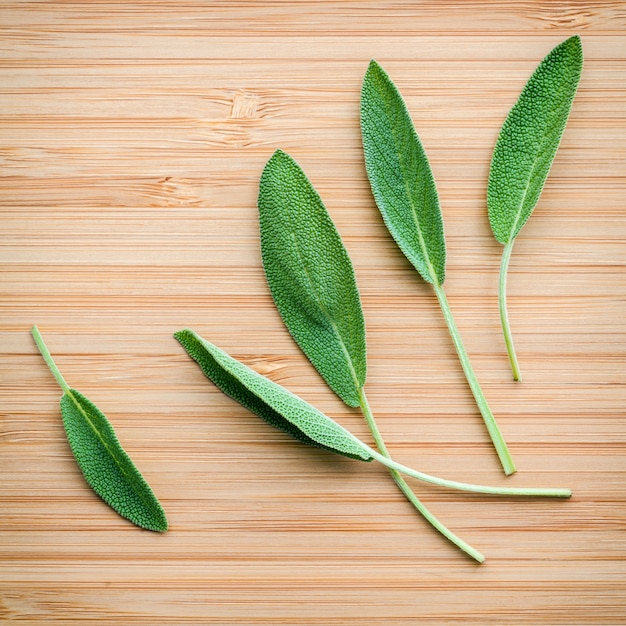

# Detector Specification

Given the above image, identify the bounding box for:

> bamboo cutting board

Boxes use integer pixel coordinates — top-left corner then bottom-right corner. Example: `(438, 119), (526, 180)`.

(1, 2), (625, 624)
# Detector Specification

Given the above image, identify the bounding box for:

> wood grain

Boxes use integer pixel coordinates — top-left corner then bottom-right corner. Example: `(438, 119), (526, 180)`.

(1, 1), (625, 624)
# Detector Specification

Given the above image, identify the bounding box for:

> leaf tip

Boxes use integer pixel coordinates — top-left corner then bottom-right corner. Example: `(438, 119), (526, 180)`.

(141, 504), (169, 532)
(559, 34), (583, 65)
(173, 328), (190, 341)
(152, 513), (169, 533)
(364, 58), (387, 84)
(141, 511), (169, 533)
(565, 33), (582, 48)
(270, 147), (286, 159)
(174, 329), (199, 353)
(267, 148), (292, 166)
(261, 149), (298, 185)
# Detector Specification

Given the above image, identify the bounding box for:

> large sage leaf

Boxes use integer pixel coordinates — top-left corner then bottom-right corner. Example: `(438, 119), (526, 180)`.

(31, 326), (168, 532)
(258, 149), (366, 407)
(360, 60), (446, 286)
(488, 35), (583, 244)
(174, 329), (372, 461)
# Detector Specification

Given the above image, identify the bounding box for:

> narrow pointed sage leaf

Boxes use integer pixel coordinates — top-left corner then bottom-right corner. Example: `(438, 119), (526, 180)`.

(488, 36), (583, 244)
(361, 61), (445, 285)
(361, 60), (516, 475)
(258, 149), (366, 408)
(31, 326), (168, 532)
(488, 36), (583, 381)
(176, 328), (571, 562)
(257, 150), (485, 559)
(174, 328), (372, 461)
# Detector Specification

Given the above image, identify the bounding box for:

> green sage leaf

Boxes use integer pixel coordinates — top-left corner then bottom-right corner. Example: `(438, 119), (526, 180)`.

(174, 329), (373, 461)
(60, 389), (168, 531)
(31, 326), (168, 532)
(258, 150), (367, 407)
(488, 36), (583, 381)
(487, 35), (583, 244)
(360, 59), (446, 286)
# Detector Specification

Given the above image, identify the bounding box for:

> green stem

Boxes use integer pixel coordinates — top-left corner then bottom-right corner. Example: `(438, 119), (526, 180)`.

(432, 283), (517, 476)
(366, 447), (570, 498)
(499, 239), (522, 382)
(358, 388), (485, 563)
(31, 325), (71, 393)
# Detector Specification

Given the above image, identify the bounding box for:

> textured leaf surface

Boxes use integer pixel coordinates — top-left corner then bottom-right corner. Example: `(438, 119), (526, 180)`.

(361, 60), (446, 285)
(175, 329), (373, 461)
(60, 389), (168, 532)
(488, 36), (583, 244)
(258, 150), (366, 407)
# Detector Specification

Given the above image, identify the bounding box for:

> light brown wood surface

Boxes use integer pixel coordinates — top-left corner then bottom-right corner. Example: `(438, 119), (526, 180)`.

(2, 2), (625, 624)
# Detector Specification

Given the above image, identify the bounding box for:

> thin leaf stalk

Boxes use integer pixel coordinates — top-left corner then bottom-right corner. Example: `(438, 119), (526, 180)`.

(367, 448), (570, 498)
(499, 239), (522, 381)
(431, 284), (517, 476)
(31, 325), (71, 393)
(358, 388), (485, 563)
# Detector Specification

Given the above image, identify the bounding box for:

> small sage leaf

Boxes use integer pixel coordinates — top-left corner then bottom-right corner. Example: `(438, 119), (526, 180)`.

(361, 59), (446, 286)
(174, 329), (373, 461)
(60, 390), (168, 531)
(487, 36), (583, 380)
(488, 35), (583, 245)
(31, 326), (168, 532)
(258, 150), (366, 407)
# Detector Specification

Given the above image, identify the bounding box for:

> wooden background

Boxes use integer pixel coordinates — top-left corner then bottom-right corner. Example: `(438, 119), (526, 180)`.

(2, 2), (625, 624)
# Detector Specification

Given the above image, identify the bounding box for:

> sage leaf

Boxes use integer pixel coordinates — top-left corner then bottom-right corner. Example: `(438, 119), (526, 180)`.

(258, 149), (366, 407)
(174, 329), (372, 461)
(31, 326), (168, 532)
(360, 60), (516, 475)
(487, 36), (583, 380)
(361, 60), (445, 285)
(176, 328), (571, 563)
(488, 36), (583, 244)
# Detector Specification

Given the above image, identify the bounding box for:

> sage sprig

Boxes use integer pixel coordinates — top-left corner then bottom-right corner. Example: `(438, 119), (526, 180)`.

(176, 329), (571, 562)
(360, 60), (517, 476)
(31, 326), (168, 532)
(257, 149), (479, 557)
(488, 36), (583, 381)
